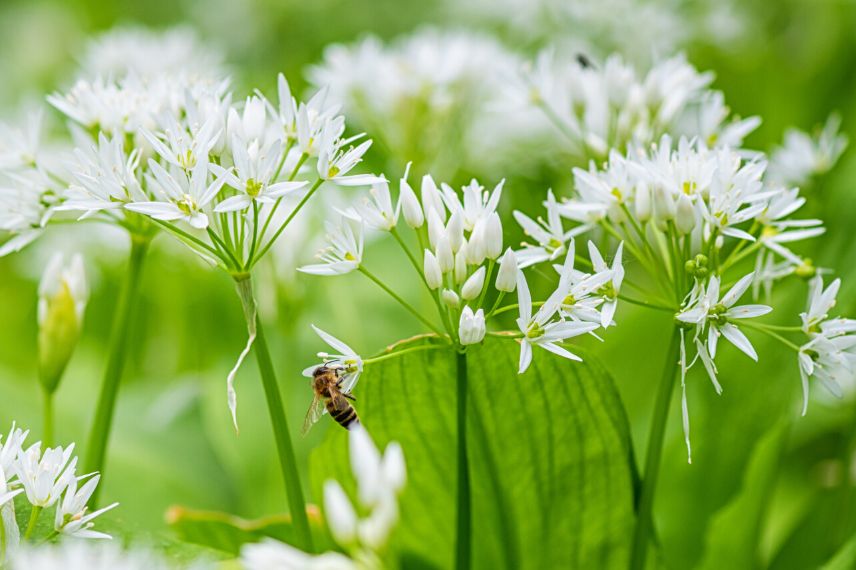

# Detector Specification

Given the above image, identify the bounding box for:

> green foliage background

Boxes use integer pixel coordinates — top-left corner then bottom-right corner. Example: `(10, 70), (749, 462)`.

(0, 0), (855, 567)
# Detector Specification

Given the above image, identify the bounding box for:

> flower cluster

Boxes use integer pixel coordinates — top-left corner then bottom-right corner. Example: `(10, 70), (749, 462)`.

(241, 427), (406, 570)
(524, 53), (759, 162)
(0, 422), (117, 559)
(10, 541), (195, 570)
(514, 129), (855, 458)
(300, 163), (624, 375)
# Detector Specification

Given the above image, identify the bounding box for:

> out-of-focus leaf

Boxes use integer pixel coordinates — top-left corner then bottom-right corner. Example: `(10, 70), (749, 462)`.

(165, 505), (330, 556)
(820, 535), (856, 570)
(698, 422), (788, 569)
(310, 338), (636, 569)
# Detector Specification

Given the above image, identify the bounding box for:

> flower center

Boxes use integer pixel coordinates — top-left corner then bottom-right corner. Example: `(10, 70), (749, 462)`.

(526, 321), (545, 339)
(176, 194), (197, 215)
(246, 178), (263, 197)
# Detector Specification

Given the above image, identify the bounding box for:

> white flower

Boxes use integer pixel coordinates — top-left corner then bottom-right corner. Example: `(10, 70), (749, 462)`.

(0, 109), (43, 169)
(354, 180), (399, 231)
(298, 217), (364, 276)
(587, 241), (624, 327)
(54, 474), (118, 539)
(515, 271), (599, 373)
(800, 277), (856, 337)
(302, 326), (363, 394)
(15, 443), (77, 508)
(459, 306), (486, 345)
(126, 159), (227, 229)
(442, 289), (461, 308)
(554, 242), (613, 326)
(677, 273), (772, 363)
(768, 114), (848, 187)
(10, 541), (175, 570)
(0, 423), (28, 476)
(213, 138), (307, 213)
(495, 248), (518, 292)
(38, 253), (88, 326)
(798, 334), (856, 415)
(141, 116), (220, 172)
(461, 266), (486, 301)
(514, 190), (581, 268)
(317, 137), (383, 188)
(241, 539), (356, 570)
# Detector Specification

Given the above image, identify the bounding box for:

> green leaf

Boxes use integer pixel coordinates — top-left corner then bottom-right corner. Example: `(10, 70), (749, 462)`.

(165, 505), (330, 556)
(820, 536), (856, 570)
(698, 422), (788, 569)
(310, 338), (636, 568)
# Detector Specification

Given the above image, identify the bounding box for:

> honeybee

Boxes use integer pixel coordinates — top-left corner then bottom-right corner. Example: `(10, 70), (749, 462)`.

(302, 363), (360, 435)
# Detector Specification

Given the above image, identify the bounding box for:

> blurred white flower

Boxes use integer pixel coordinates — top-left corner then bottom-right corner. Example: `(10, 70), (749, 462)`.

(10, 541), (177, 570)
(768, 114), (848, 187)
(241, 539), (356, 570)
(299, 217), (364, 276)
(54, 474), (118, 539)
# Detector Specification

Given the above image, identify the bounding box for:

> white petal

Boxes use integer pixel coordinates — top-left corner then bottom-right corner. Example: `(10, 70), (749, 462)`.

(720, 323), (758, 361)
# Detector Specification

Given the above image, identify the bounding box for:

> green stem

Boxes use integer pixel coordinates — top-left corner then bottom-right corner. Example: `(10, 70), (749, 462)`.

(455, 350), (471, 570)
(253, 310), (313, 552)
(42, 388), (53, 449)
(618, 294), (676, 313)
(363, 344), (444, 365)
(358, 267), (445, 336)
(253, 178), (323, 265)
(24, 506), (42, 540)
(629, 326), (682, 570)
(84, 235), (149, 506)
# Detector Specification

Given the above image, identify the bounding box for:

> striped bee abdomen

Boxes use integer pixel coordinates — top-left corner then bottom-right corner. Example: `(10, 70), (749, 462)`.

(327, 399), (360, 430)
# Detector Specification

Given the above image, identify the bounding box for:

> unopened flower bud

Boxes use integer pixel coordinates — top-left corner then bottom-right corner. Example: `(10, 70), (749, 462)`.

(421, 175), (446, 223)
(461, 266), (486, 300)
(653, 185), (676, 225)
(458, 306), (486, 346)
(447, 211), (465, 253)
(427, 209), (443, 249)
(399, 177), (423, 229)
(436, 234), (454, 273)
(795, 259), (816, 279)
(635, 181), (652, 222)
(38, 253), (88, 394)
(484, 213), (503, 259)
(495, 249), (517, 292)
(455, 248), (468, 284)
(675, 194), (696, 235)
(324, 480), (357, 544)
(442, 289), (461, 308)
(466, 222), (487, 265)
(423, 250), (442, 289)
(715, 235), (724, 250)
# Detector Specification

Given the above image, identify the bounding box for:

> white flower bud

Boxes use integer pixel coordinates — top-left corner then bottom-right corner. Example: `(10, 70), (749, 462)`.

(423, 250), (442, 290)
(436, 234), (454, 273)
(324, 480), (357, 544)
(442, 289), (461, 308)
(421, 175), (446, 223)
(653, 185), (676, 225)
(398, 179), (423, 229)
(459, 306), (486, 346)
(675, 194), (696, 235)
(38, 253), (88, 394)
(484, 213), (503, 259)
(466, 223), (487, 265)
(495, 248), (518, 292)
(454, 248), (468, 284)
(715, 235), (724, 250)
(427, 209), (444, 249)
(381, 442), (406, 492)
(635, 181), (651, 222)
(447, 211), (465, 253)
(461, 266), (486, 300)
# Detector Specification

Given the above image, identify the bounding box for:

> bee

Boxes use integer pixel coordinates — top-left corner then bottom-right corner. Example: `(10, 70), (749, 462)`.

(302, 364), (360, 435)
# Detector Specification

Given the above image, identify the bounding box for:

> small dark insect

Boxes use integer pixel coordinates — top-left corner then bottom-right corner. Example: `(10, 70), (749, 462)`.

(576, 53), (596, 69)
(302, 364), (360, 435)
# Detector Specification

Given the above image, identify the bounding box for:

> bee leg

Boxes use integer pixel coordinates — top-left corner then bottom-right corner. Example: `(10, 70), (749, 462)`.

(343, 392), (356, 402)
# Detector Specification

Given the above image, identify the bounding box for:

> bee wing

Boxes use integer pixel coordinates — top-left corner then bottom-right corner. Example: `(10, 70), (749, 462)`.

(301, 394), (326, 436)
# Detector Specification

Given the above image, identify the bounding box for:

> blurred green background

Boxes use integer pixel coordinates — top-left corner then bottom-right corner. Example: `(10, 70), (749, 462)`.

(1, 0), (855, 567)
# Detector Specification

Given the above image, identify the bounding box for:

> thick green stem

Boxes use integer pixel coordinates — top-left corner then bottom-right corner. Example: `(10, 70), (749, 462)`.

(253, 311), (313, 552)
(629, 326), (682, 570)
(24, 506), (42, 540)
(455, 350), (471, 570)
(84, 235), (149, 506)
(42, 388), (53, 449)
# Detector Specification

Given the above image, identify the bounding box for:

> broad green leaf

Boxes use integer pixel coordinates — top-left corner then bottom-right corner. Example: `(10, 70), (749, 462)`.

(310, 338), (636, 569)
(698, 422), (788, 569)
(166, 505), (331, 555)
(820, 536), (856, 570)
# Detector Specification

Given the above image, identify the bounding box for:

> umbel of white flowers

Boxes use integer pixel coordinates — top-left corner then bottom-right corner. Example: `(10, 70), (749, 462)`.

(0, 422), (117, 560)
(241, 427), (406, 570)
(299, 162), (625, 375)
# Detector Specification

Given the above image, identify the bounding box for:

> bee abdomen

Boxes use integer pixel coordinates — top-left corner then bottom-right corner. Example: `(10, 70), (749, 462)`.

(327, 401), (360, 430)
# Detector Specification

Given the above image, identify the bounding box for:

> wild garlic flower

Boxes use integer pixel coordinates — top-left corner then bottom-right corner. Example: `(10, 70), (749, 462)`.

(241, 427), (405, 570)
(768, 114), (848, 187)
(37, 253), (88, 392)
(299, 217), (365, 276)
(516, 271), (600, 374)
(459, 306), (486, 345)
(552, 241), (618, 327)
(514, 190), (584, 268)
(302, 325), (363, 395)
(0, 424), (118, 547)
(10, 541), (181, 570)
(524, 53), (759, 162)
